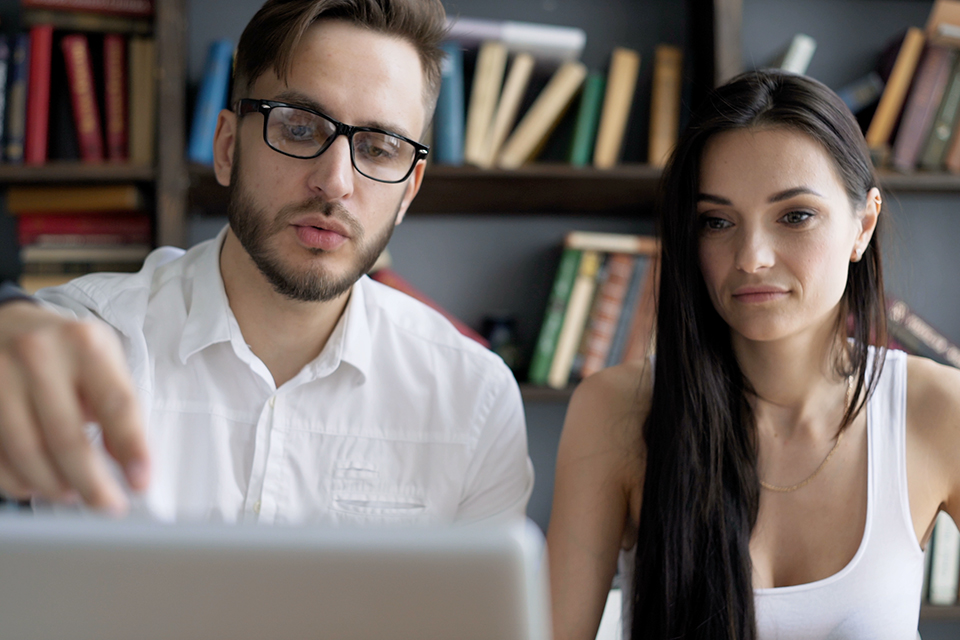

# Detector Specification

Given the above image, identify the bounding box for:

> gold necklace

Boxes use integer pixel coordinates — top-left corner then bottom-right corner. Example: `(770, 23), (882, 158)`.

(759, 376), (853, 493)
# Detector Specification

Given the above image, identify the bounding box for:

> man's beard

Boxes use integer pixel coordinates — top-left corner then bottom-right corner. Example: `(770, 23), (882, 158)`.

(227, 156), (400, 303)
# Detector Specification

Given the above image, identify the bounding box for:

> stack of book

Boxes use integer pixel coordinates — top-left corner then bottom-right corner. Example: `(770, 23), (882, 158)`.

(0, 0), (157, 166)
(433, 16), (684, 169)
(528, 231), (659, 390)
(10, 183), (151, 292)
(848, 0), (960, 173)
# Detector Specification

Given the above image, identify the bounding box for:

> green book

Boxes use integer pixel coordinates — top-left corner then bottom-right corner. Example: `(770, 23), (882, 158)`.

(920, 54), (960, 170)
(528, 248), (583, 385)
(567, 72), (606, 167)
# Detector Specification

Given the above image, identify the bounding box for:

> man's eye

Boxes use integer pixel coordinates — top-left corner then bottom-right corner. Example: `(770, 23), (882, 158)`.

(282, 124), (315, 141)
(357, 136), (400, 161)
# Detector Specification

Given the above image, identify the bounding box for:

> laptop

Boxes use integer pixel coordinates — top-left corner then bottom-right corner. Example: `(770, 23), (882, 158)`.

(0, 514), (550, 640)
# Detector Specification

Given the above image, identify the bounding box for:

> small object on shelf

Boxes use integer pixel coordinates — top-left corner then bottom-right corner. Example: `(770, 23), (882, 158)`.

(773, 33), (817, 75)
(481, 314), (520, 373)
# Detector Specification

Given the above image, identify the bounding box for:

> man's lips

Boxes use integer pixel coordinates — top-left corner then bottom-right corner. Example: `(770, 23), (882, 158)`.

(289, 215), (352, 238)
(292, 223), (349, 251)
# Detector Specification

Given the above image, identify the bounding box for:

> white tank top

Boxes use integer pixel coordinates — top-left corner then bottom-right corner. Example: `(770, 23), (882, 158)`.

(619, 349), (925, 639)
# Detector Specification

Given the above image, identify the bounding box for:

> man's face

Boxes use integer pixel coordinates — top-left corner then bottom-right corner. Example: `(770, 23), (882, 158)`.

(216, 20), (428, 302)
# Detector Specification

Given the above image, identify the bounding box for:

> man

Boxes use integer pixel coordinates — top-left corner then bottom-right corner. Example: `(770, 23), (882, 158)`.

(0, 0), (533, 523)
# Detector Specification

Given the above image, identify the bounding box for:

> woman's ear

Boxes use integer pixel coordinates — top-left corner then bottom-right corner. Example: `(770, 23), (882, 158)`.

(851, 187), (881, 262)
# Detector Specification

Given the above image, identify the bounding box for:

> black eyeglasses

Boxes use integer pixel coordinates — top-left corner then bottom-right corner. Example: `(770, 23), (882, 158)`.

(235, 99), (429, 184)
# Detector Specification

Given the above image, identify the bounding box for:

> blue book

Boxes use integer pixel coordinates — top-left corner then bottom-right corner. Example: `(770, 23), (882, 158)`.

(188, 39), (234, 165)
(433, 42), (464, 165)
(605, 255), (648, 367)
(0, 35), (9, 162)
(5, 33), (30, 164)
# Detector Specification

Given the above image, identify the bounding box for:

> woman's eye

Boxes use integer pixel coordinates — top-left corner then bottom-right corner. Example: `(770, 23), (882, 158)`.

(782, 210), (814, 225)
(700, 216), (732, 231)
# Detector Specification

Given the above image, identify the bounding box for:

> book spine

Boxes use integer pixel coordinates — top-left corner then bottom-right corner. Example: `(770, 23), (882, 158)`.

(103, 33), (127, 162)
(621, 253), (660, 364)
(567, 72), (605, 167)
(24, 23), (54, 165)
(61, 33), (105, 163)
(548, 250), (601, 389)
(929, 512), (960, 605)
(891, 45), (956, 172)
(17, 213), (151, 245)
(368, 268), (489, 348)
(128, 36), (155, 165)
(187, 39), (234, 165)
(865, 27), (925, 152)
(478, 52), (535, 168)
(920, 54), (960, 170)
(433, 42), (465, 166)
(887, 298), (960, 368)
(0, 35), (9, 161)
(648, 44), (683, 168)
(606, 254), (648, 367)
(528, 247), (582, 385)
(593, 47), (641, 169)
(21, 0), (154, 18)
(7, 184), (142, 213)
(463, 40), (507, 167)
(580, 253), (635, 378)
(5, 33), (30, 163)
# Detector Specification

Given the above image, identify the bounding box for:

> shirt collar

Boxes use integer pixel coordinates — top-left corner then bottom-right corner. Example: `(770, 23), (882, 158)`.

(178, 226), (374, 384)
(178, 226), (233, 364)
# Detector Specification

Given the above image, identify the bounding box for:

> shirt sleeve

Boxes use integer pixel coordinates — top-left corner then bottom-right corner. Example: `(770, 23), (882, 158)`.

(456, 363), (534, 522)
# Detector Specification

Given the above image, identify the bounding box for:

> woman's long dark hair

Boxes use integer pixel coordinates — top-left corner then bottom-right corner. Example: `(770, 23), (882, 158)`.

(631, 70), (887, 639)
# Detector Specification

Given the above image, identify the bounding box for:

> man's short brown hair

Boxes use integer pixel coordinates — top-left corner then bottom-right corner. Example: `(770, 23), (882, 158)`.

(233, 0), (447, 128)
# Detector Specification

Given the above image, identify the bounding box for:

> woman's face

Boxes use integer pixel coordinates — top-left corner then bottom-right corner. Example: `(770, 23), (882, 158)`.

(696, 127), (879, 345)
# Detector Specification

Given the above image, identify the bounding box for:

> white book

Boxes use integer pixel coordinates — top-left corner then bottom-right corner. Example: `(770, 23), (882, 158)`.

(929, 511), (960, 605)
(445, 17), (586, 62)
(779, 34), (817, 75)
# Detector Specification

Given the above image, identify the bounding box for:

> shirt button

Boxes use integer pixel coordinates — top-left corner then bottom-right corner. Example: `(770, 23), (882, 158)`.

(253, 500), (261, 514)
(269, 396), (276, 408)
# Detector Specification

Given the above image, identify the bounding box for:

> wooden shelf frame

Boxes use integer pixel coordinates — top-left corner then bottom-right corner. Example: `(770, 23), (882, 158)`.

(0, 163), (155, 183)
(921, 604), (960, 621)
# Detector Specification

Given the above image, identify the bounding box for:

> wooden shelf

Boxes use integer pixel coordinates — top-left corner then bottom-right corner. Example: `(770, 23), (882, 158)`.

(519, 384), (574, 403)
(0, 162), (155, 184)
(921, 604), (960, 621)
(877, 170), (960, 193)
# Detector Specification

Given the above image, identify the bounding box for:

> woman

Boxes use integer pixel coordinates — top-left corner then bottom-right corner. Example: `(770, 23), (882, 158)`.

(547, 70), (960, 640)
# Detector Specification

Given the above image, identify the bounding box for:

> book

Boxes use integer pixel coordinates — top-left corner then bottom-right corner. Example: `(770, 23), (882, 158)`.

(580, 253), (635, 379)
(927, 0), (960, 46)
(61, 33), (105, 163)
(776, 34), (817, 74)
(921, 53), (960, 170)
(7, 184), (144, 213)
(567, 71), (605, 166)
(621, 252), (660, 364)
(477, 52), (535, 169)
(496, 60), (587, 169)
(945, 113), (960, 173)
(570, 255), (610, 381)
(865, 27), (925, 154)
(887, 297), (960, 368)
(463, 40), (507, 167)
(128, 36), (155, 166)
(648, 44), (683, 168)
(24, 23), (54, 165)
(433, 42), (465, 166)
(20, 243), (151, 264)
(0, 35), (9, 161)
(21, 8), (152, 34)
(891, 44), (956, 172)
(47, 35), (80, 161)
(528, 247), (582, 386)
(368, 267), (489, 348)
(606, 254), (650, 367)
(17, 212), (151, 246)
(20, 0), (154, 18)
(5, 33), (30, 163)
(928, 511), (960, 605)
(187, 39), (234, 166)
(593, 47), (641, 169)
(445, 17), (585, 63)
(103, 33), (127, 162)
(547, 250), (601, 389)
(836, 71), (885, 115)
(565, 230), (659, 254)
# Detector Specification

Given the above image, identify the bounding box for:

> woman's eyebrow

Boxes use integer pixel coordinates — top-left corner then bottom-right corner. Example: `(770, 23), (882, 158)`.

(768, 186), (824, 203)
(697, 193), (731, 205)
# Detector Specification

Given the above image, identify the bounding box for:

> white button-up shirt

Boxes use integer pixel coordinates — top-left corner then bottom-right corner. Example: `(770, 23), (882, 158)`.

(35, 227), (533, 524)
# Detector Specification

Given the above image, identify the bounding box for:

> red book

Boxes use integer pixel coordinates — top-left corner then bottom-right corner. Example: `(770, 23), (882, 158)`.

(580, 253), (635, 378)
(369, 267), (490, 348)
(103, 34), (127, 161)
(17, 212), (151, 246)
(21, 0), (153, 18)
(61, 33), (105, 162)
(24, 24), (54, 165)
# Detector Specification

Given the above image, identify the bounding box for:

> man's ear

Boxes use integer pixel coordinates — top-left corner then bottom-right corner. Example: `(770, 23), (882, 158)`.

(394, 159), (426, 226)
(212, 108), (238, 187)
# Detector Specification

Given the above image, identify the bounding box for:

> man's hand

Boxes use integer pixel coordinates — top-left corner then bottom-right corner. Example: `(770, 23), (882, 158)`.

(0, 301), (149, 513)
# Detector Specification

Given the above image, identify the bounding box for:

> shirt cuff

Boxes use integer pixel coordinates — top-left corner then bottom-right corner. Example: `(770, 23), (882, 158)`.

(0, 281), (35, 307)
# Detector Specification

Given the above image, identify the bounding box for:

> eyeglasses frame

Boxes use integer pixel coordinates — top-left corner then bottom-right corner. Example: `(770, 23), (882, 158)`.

(234, 98), (430, 184)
